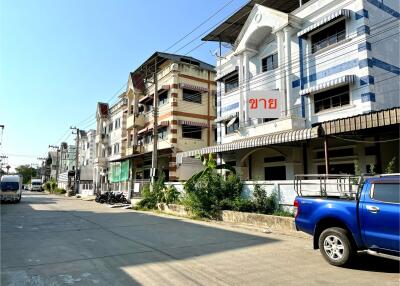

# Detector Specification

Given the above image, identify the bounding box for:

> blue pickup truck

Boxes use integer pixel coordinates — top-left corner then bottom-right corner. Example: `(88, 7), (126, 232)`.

(294, 174), (399, 266)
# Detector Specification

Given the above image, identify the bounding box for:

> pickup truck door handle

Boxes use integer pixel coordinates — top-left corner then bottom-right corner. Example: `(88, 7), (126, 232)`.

(366, 205), (380, 213)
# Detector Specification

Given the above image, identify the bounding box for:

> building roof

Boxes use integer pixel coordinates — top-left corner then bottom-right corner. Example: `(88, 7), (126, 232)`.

(202, 0), (301, 44)
(130, 52), (215, 78)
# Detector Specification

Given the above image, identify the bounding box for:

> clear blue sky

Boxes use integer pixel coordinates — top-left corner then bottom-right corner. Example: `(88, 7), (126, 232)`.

(0, 0), (247, 169)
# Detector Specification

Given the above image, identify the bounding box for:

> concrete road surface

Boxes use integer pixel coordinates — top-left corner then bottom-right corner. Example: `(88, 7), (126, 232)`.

(1, 192), (399, 286)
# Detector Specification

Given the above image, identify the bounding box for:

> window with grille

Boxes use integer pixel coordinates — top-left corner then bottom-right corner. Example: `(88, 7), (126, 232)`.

(314, 85), (350, 113)
(224, 73), (239, 93)
(183, 88), (202, 103)
(311, 20), (346, 53)
(261, 53), (278, 72)
(182, 125), (202, 139)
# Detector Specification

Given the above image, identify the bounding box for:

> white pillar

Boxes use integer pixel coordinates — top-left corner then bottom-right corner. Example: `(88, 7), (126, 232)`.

(284, 26), (292, 116)
(276, 31), (285, 118)
(243, 51), (250, 124)
(239, 54), (244, 126)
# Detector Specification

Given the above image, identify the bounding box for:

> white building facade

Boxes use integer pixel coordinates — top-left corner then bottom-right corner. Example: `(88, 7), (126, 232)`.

(178, 0), (399, 179)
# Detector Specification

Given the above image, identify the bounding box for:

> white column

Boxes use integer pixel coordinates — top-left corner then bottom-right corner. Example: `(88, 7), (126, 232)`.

(239, 54), (244, 126)
(243, 51), (250, 124)
(276, 30), (285, 117)
(284, 26), (292, 116)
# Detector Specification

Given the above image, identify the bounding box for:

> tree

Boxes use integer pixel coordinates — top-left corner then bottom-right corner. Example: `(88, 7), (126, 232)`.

(15, 165), (37, 184)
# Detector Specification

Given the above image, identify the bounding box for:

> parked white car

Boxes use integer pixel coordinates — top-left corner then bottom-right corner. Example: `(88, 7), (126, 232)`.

(0, 175), (22, 202)
(30, 179), (43, 192)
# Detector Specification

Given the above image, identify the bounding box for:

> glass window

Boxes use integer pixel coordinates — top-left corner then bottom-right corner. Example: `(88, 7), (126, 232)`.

(372, 183), (400, 203)
(264, 166), (286, 180)
(314, 85), (350, 113)
(311, 20), (346, 53)
(158, 127), (168, 140)
(108, 123), (113, 132)
(144, 133), (153, 144)
(183, 89), (202, 104)
(225, 118), (239, 134)
(145, 100), (154, 112)
(114, 118), (121, 129)
(224, 73), (239, 93)
(261, 53), (278, 72)
(0, 182), (19, 191)
(182, 125), (202, 139)
(159, 91), (168, 106)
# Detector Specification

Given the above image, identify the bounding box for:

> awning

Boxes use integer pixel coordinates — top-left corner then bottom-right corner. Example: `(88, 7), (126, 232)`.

(320, 107), (400, 135)
(299, 75), (355, 96)
(178, 120), (209, 128)
(180, 83), (208, 92)
(216, 67), (238, 81)
(138, 95), (153, 103)
(177, 127), (319, 163)
(214, 112), (239, 123)
(297, 9), (351, 37)
(137, 121), (169, 135)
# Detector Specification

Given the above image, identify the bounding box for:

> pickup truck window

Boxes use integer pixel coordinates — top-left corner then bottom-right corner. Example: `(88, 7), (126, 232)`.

(371, 183), (400, 204)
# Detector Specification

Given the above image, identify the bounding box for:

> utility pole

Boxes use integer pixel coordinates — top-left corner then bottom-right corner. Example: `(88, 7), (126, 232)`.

(150, 59), (158, 190)
(70, 127), (80, 194)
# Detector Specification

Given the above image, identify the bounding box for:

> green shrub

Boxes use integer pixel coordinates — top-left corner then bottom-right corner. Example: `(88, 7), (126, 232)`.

(219, 196), (254, 212)
(53, 188), (66, 195)
(273, 208), (294, 217)
(136, 183), (158, 209)
(162, 185), (180, 204)
(252, 184), (278, 214)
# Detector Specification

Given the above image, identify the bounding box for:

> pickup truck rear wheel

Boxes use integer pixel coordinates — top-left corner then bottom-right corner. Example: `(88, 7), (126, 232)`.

(318, 227), (354, 267)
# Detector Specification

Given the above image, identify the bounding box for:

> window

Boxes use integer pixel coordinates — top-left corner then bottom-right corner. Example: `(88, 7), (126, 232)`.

(317, 163), (355, 174)
(144, 133), (153, 144)
(261, 53), (278, 72)
(225, 118), (239, 134)
(264, 166), (286, 180)
(316, 147), (354, 159)
(264, 156), (285, 163)
(314, 85), (350, 113)
(181, 58), (200, 66)
(107, 147), (112, 156)
(108, 123), (113, 132)
(371, 183), (400, 203)
(159, 91), (168, 106)
(130, 105), (134, 114)
(0, 182), (19, 191)
(158, 127), (168, 140)
(115, 118), (121, 129)
(138, 105), (144, 114)
(311, 20), (346, 53)
(182, 125), (202, 139)
(224, 73), (239, 93)
(145, 100), (154, 112)
(113, 143), (119, 154)
(137, 136), (144, 146)
(183, 88), (202, 103)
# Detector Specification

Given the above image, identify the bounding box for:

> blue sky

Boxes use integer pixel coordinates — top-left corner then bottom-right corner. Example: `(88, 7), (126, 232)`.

(0, 0), (247, 169)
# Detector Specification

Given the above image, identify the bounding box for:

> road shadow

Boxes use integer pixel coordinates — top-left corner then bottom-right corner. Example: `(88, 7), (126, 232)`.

(1, 195), (280, 285)
(350, 253), (400, 273)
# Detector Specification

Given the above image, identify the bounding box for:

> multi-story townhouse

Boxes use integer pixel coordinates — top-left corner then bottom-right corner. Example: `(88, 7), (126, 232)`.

(177, 0), (399, 179)
(78, 129), (96, 195)
(94, 96), (128, 193)
(122, 52), (216, 184)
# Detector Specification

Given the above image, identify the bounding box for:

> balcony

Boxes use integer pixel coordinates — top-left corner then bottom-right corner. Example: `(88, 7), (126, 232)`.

(95, 134), (109, 145)
(134, 114), (146, 128)
(126, 114), (135, 129)
(94, 157), (107, 167)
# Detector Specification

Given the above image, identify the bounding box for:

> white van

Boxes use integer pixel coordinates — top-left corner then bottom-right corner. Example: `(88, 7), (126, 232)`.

(30, 179), (43, 192)
(0, 175), (22, 202)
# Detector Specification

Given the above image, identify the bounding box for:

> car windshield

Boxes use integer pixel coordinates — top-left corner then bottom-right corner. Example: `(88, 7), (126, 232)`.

(32, 182), (41, 185)
(0, 182), (19, 191)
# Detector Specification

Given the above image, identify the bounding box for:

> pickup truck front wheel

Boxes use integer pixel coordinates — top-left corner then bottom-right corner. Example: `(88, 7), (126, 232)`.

(318, 227), (354, 267)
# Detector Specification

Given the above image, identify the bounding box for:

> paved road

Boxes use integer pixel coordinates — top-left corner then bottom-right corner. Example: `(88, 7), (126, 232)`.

(1, 193), (399, 286)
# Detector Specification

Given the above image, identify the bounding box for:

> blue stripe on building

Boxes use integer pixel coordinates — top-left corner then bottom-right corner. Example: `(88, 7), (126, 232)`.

(361, 92), (376, 102)
(367, 0), (400, 19)
(372, 58), (400, 75)
(360, 75), (375, 86)
(355, 9), (369, 20)
(359, 58), (373, 69)
(357, 25), (370, 36)
(358, 42), (372, 52)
